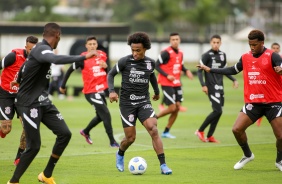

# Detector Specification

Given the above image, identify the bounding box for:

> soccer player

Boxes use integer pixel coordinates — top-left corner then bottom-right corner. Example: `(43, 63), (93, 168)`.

(60, 36), (119, 147)
(107, 32), (172, 175)
(195, 34), (238, 143)
(0, 35), (38, 166)
(197, 29), (282, 171)
(155, 32), (193, 138)
(7, 22), (98, 184)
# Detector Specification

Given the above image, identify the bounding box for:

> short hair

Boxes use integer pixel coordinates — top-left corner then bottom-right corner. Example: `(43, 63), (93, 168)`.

(86, 36), (97, 43)
(170, 32), (179, 37)
(210, 34), (221, 41)
(248, 30), (265, 41)
(271, 42), (280, 48)
(43, 22), (61, 37)
(26, 36), (38, 44)
(127, 32), (151, 50)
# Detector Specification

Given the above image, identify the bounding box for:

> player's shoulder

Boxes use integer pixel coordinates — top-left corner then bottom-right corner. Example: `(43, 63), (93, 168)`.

(144, 56), (155, 63)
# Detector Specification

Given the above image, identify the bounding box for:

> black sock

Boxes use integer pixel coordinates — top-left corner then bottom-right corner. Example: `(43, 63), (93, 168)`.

(158, 153), (166, 165)
(44, 156), (59, 178)
(276, 150), (282, 163)
(15, 148), (25, 160)
(239, 143), (252, 157)
(163, 127), (169, 133)
(118, 149), (125, 156)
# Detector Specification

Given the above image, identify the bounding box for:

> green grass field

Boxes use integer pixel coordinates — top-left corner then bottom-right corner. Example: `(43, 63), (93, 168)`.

(1, 67), (281, 183)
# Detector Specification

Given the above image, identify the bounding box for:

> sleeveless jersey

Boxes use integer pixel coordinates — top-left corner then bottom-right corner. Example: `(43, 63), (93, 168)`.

(157, 47), (183, 87)
(0, 49), (26, 93)
(242, 49), (282, 103)
(80, 50), (108, 94)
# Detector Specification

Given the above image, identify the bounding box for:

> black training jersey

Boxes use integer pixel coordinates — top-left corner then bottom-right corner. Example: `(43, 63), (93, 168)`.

(198, 49), (235, 94)
(15, 39), (86, 107)
(108, 55), (159, 106)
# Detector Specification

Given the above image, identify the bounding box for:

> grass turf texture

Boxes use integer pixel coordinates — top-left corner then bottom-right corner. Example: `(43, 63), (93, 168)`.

(1, 65), (281, 183)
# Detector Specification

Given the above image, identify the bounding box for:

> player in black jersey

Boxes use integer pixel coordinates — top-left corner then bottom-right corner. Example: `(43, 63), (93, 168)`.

(108, 32), (172, 175)
(195, 34), (238, 143)
(7, 23), (98, 184)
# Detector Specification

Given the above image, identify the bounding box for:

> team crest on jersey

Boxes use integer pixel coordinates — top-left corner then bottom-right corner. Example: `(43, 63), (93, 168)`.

(30, 108), (38, 118)
(146, 63), (152, 70)
(128, 114), (134, 122)
(220, 55), (224, 61)
(5, 107), (11, 114)
(246, 104), (254, 111)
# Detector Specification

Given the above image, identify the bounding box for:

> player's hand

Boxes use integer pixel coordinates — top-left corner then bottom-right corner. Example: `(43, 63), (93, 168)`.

(59, 87), (66, 94)
(85, 50), (99, 59)
(197, 64), (211, 72)
(99, 61), (107, 69)
(274, 66), (282, 75)
(109, 92), (119, 103)
(202, 86), (208, 95)
(10, 80), (19, 89)
(233, 80), (239, 89)
(167, 75), (175, 81)
(186, 70), (194, 80)
(152, 94), (159, 101)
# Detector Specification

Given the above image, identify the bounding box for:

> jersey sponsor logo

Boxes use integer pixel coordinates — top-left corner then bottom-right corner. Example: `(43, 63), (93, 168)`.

(30, 108), (38, 118)
(249, 94), (264, 100)
(130, 94), (145, 100)
(5, 107), (11, 114)
(214, 84), (223, 90)
(38, 95), (48, 102)
(129, 68), (148, 84)
(173, 64), (181, 74)
(95, 84), (105, 91)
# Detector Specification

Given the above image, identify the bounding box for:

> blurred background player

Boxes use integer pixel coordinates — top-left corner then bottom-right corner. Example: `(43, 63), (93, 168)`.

(0, 35), (38, 166)
(48, 49), (65, 100)
(60, 36), (119, 147)
(156, 32), (193, 139)
(196, 34), (238, 143)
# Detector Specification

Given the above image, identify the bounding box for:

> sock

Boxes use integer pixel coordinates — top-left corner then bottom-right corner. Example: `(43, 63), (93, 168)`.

(276, 150), (282, 163)
(163, 127), (169, 133)
(118, 149), (125, 156)
(158, 153), (166, 165)
(15, 148), (25, 160)
(43, 156), (59, 178)
(239, 143), (252, 157)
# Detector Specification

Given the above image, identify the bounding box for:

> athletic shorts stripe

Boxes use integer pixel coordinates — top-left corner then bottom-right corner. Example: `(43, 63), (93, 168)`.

(150, 111), (155, 118)
(163, 90), (175, 104)
(0, 107), (9, 120)
(119, 110), (133, 127)
(276, 107), (282, 117)
(23, 112), (37, 129)
(90, 97), (103, 104)
(210, 95), (220, 104)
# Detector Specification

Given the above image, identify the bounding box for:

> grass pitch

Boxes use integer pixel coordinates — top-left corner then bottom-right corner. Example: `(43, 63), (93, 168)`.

(1, 69), (281, 183)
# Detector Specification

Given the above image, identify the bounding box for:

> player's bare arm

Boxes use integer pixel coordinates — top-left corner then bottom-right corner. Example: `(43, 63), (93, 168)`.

(152, 94), (160, 101)
(186, 70), (194, 80)
(196, 64), (211, 72)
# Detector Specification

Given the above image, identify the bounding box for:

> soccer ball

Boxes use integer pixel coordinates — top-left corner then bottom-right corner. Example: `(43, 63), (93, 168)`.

(128, 156), (147, 175)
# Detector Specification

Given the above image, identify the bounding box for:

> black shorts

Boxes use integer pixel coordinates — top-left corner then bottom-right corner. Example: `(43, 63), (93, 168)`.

(0, 87), (17, 120)
(241, 102), (282, 123)
(161, 86), (183, 106)
(119, 102), (156, 128)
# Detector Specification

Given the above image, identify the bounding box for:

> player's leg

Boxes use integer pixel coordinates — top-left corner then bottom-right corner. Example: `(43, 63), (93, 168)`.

(0, 98), (16, 137)
(140, 104), (172, 175)
(8, 106), (42, 183)
(39, 104), (71, 183)
(116, 105), (137, 172)
(232, 103), (261, 170)
(266, 103), (282, 171)
(14, 117), (26, 166)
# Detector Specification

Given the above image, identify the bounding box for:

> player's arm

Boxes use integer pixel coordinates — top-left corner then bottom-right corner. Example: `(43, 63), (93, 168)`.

(60, 61), (82, 94)
(150, 70), (160, 101)
(107, 58), (126, 103)
(0, 52), (16, 70)
(197, 54), (209, 94)
(155, 51), (171, 78)
(272, 52), (282, 75)
(182, 63), (193, 80)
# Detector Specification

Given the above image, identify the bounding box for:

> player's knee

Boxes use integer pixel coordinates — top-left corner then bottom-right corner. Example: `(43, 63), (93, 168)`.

(126, 135), (136, 144)
(0, 120), (12, 134)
